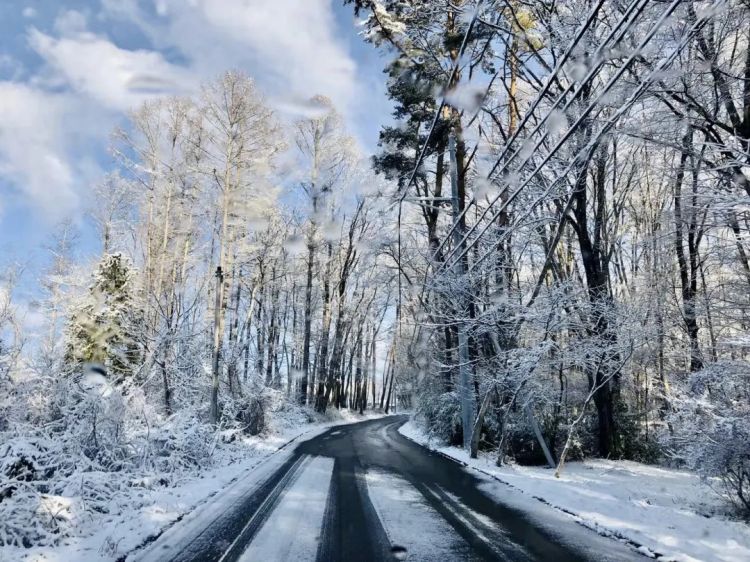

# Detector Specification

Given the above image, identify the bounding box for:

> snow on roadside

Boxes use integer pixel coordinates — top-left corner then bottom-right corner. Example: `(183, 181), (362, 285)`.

(3, 410), (384, 562)
(399, 419), (750, 562)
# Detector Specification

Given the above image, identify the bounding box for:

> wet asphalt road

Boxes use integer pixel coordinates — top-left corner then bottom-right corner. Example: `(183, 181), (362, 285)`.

(134, 415), (642, 561)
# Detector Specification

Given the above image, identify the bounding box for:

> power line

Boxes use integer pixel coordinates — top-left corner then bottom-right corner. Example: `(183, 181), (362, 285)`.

(437, 0), (685, 275)
(467, 0), (724, 280)
(432, 0), (649, 260)
(469, 0), (725, 293)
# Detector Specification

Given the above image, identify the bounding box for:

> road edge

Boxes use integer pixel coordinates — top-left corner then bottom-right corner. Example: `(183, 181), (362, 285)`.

(122, 413), (387, 561)
(396, 418), (659, 560)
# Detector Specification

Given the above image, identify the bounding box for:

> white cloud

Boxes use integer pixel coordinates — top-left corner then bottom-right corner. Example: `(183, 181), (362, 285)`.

(0, 19), (196, 223)
(154, 0), (169, 17)
(22, 7), (36, 19)
(198, 0), (356, 98)
(96, 0), (391, 146)
(54, 9), (89, 36)
(0, 0), (378, 225)
(0, 54), (24, 81)
(131, 0), (359, 118)
(0, 83), (78, 220)
(28, 28), (194, 112)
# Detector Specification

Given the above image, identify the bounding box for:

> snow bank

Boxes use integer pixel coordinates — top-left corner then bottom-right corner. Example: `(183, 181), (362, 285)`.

(399, 420), (750, 562)
(1, 409), (383, 562)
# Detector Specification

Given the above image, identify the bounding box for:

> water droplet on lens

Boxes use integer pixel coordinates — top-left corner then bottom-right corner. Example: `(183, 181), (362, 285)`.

(391, 545), (408, 560)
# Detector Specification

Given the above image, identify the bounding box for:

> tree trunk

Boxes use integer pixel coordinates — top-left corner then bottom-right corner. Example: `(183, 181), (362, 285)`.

(315, 243), (334, 411)
(673, 126), (704, 372)
(210, 266), (224, 424)
(300, 238), (314, 405)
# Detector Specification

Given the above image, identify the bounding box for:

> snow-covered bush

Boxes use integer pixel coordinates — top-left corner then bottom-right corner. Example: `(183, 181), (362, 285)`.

(0, 368), (316, 548)
(146, 413), (216, 471)
(0, 373), (196, 546)
(417, 389), (463, 445)
(232, 393), (268, 436)
(0, 436), (72, 546)
(668, 362), (750, 516)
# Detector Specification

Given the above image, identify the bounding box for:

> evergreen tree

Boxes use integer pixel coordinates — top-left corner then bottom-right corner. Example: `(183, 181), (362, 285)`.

(65, 253), (144, 379)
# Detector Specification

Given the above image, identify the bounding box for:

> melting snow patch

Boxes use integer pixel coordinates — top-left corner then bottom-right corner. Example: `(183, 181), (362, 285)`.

(238, 455), (334, 562)
(364, 468), (472, 560)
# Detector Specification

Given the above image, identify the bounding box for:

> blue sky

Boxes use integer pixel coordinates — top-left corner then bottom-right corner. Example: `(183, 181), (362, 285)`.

(0, 0), (392, 309)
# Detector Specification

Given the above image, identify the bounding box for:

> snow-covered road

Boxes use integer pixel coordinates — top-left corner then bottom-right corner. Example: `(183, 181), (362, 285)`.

(131, 416), (642, 561)
(237, 455), (334, 562)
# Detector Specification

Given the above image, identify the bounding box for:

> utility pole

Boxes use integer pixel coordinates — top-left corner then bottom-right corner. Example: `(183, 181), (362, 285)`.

(210, 266), (224, 424)
(449, 129), (476, 450)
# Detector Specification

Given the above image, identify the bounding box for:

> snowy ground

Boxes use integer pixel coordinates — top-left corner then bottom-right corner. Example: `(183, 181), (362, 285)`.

(399, 420), (750, 562)
(1, 409), (383, 562)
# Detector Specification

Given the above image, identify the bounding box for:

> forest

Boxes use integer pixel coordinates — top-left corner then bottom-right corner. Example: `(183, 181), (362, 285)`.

(1, 0), (750, 556)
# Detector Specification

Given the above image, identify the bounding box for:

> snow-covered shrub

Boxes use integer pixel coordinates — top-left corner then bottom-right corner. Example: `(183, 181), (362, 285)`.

(699, 422), (750, 515)
(0, 368), (209, 547)
(417, 389), (463, 445)
(74, 392), (130, 469)
(234, 393), (268, 436)
(0, 436), (73, 546)
(0, 488), (83, 548)
(221, 386), (317, 438)
(147, 413), (215, 471)
(668, 361), (750, 516)
(260, 387), (315, 432)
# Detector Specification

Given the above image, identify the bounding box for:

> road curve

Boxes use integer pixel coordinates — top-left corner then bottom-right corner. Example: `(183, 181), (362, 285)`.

(132, 415), (642, 561)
